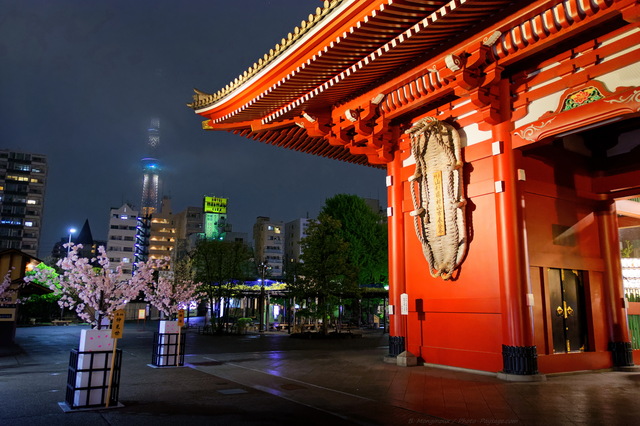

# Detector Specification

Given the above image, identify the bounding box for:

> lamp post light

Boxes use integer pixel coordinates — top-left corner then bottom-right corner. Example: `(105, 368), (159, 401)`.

(59, 227), (76, 321)
(67, 227), (77, 254)
(258, 260), (270, 332)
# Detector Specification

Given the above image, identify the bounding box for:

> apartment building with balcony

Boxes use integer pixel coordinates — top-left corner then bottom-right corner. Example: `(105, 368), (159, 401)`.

(0, 149), (47, 257)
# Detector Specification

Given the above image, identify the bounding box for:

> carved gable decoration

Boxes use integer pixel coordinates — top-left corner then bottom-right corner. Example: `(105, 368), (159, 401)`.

(513, 81), (640, 147)
(561, 86), (604, 111)
(406, 118), (468, 280)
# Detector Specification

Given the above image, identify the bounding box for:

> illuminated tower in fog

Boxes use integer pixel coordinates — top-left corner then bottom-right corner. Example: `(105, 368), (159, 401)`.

(140, 118), (161, 216)
(135, 118), (161, 265)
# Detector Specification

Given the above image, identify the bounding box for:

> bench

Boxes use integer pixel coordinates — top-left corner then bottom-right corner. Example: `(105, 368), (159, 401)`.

(52, 320), (71, 326)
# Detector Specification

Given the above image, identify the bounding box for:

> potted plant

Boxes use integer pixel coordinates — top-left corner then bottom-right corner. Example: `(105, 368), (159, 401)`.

(25, 244), (159, 409)
(142, 257), (202, 367)
(236, 317), (253, 334)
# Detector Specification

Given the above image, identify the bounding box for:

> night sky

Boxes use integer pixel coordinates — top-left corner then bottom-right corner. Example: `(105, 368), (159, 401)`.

(0, 0), (387, 258)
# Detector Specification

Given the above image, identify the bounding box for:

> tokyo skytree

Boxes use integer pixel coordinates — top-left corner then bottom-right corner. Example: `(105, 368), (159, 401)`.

(140, 118), (161, 216)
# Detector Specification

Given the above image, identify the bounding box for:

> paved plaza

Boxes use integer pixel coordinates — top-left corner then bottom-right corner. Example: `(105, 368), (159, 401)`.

(1, 322), (639, 425)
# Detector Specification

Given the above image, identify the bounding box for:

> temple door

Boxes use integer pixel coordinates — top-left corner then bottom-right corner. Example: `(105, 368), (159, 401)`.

(549, 268), (588, 353)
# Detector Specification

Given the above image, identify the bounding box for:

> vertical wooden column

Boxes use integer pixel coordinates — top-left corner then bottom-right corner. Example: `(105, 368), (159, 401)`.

(492, 80), (537, 375)
(387, 148), (406, 356)
(596, 200), (634, 367)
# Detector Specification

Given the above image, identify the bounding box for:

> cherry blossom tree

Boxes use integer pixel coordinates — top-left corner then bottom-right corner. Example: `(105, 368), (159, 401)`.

(0, 268), (13, 299)
(142, 257), (202, 319)
(1, 267), (29, 304)
(25, 243), (156, 329)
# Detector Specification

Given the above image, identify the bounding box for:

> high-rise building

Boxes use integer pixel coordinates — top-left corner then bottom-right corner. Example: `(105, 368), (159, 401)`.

(224, 230), (249, 245)
(174, 205), (204, 258)
(175, 203), (249, 257)
(253, 216), (284, 278)
(148, 197), (175, 266)
(285, 218), (310, 264)
(363, 198), (384, 217)
(284, 218), (310, 280)
(106, 203), (138, 277)
(0, 150), (47, 257)
(203, 196), (228, 240)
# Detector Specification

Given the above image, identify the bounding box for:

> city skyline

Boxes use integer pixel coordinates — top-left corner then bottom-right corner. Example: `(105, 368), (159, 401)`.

(1, 1), (387, 258)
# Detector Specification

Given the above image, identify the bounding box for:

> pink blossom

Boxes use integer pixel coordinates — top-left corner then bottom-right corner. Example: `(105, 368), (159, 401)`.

(0, 268), (13, 298)
(140, 256), (203, 318)
(25, 243), (155, 329)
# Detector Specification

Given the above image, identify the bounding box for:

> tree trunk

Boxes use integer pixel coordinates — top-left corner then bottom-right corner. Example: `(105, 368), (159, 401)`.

(319, 295), (328, 335)
(96, 291), (105, 330)
(208, 296), (215, 327)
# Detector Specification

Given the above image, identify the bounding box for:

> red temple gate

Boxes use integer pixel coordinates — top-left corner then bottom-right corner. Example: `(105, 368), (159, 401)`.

(190, 0), (640, 378)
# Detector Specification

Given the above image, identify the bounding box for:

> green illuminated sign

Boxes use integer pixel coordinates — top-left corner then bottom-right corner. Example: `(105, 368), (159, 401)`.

(204, 196), (227, 214)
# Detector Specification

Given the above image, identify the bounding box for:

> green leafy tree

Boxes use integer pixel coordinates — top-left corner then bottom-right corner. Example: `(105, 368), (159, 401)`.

(25, 262), (60, 287)
(320, 194), (388, 286)
(192, 239), (253, 332)
(20, 263), (62, 322)
(293, 213), (358, 334)
(621, 240), (635, 258)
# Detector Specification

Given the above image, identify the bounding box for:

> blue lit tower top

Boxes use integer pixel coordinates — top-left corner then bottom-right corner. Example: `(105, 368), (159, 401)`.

(140, 119), (161, 216)
(148, 118), (160, 148)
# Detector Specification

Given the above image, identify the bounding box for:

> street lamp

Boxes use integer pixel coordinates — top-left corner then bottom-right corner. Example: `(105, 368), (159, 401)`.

(258, 260), (270, 332)
(67, 227), (76, 254)
(59, 227), (76, 321)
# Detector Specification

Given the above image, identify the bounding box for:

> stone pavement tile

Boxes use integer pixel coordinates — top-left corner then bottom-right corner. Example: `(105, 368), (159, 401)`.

(186, 353), (449, 426)
(152, 332), (640, 425)
(485, 405), (518, 422)
(7, 326), (640, 426)
(461, 391), (493, 420)
(3, 350), (361, 426)
(422, 390), (445, 406)
(406, 371), (427, 391)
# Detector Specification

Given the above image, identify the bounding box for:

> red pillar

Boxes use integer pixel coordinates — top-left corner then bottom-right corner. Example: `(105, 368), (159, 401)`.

(492, 80), (536, 374)
(595, 200), (634, 366)
(387, 148), (406, 354)
(493, 126), (532, 347)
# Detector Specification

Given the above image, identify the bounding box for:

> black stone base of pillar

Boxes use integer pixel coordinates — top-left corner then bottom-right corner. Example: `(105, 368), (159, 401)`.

(388, 336), (405, 357)
(609, 341), (634, 367)
(502, 344), (538, 375)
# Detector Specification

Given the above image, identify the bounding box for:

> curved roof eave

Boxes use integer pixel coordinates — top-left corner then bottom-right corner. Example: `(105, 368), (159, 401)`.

(192, 0), (519, 127)
(192, 0), (354, 115)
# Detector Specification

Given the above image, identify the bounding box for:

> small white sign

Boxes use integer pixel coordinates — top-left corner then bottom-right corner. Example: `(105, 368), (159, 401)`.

(0, 307), (16, 322)
(387, 305), (394, 315)
(400, 293), (409, 315)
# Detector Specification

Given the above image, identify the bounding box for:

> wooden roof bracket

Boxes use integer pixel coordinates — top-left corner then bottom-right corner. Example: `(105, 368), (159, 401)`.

(622, 2), (640, 24)
(297, 110), (332, 138)
(469, 62), (505, 126)
(439, 31), (506, 126)
(457, 42), (497, 92)
(369, 126), (397, 165)
(319, 96), (397, 165)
